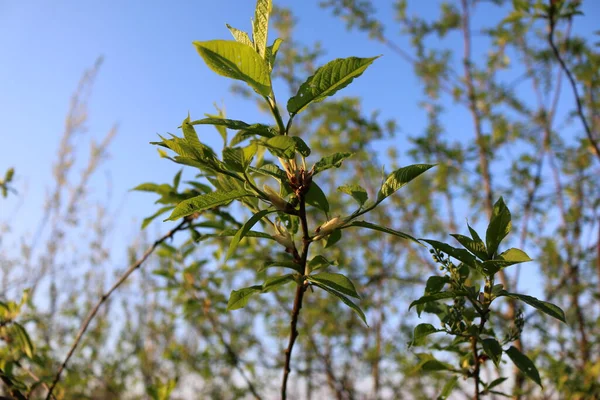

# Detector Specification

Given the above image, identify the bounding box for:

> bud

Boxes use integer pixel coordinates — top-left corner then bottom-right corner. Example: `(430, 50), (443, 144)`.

(314, 216), (345, 240)
(273, 223), (295, 250)
(263, 185), (288, 211)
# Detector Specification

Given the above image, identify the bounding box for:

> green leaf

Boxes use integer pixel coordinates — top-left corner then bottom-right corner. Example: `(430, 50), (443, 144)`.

(5, 168), (14, 182)
(338, 184), (368, 206)
(292, 136), (311, 156)
(264, 135), (297, 159)
(12, 322), (34, 358)
(313, 282), (367, 325)
(325, 229), (342, 248)
(226, 209), (273, 261)
(486, 197), (512, 257)
(218, 229), (273, 240)
(412, 354), (454, 373)
(287, 56), (380, 114)
(260, 260), (303, 273)
(142, 206), (175, 229)
(166, 189), (249, 221)
(252, 0), (272, 58)
(305, 182), (329, 213)
(226, 24), (253, 47)
(193, 40), (271, 96)
(421, 239), (477, 267)
(223, 143), (257, 173)
(172, 169), (183, 190)
(307, 255), (336, 273)
(377, 164), (435, 201)
(480, 249), (532, 275)
(265, 38), (283, 70)
(438, 376), (459, 399)
(505, 346), (542, 387)
(313, 152), (354, 174)
(425, 275), (450, 294)
(308, 272), (360, 298)
(450, 233), (488, 260)
(499, 291), (566, 323)
(482, 338), (503, 367)
(262, 274), (294, 292)
(487, 377), (508, 390)
(191, 117), (251, 130)
(346, 221), (422, 245)
(409, 291), (468, 315)
(410, 323), (440, 347)
(182, 114), (204, 150)
(498, 248), (532, 263)
(227, 285), (263, 310)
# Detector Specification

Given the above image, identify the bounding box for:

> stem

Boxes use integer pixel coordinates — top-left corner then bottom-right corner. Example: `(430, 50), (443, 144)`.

(471, 336), (480, 400)
(266, 95), (287, 135)
(281, 189), (311, 399)
(45, 219), (189, 400)
(548, 13), (600, 162)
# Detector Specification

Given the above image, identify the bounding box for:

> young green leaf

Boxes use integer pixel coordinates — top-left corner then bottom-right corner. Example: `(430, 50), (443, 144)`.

(264, 135), (297, 159)
(450, 233), (488, 260)
(486, 197), (512, 257)
(262, 274), (295, 292)
(193, 40), (272, 96)
(346, 221), (422, 245)
(499, 291), (566, 323)
(142, 206), (175, 229)
(425, 275), (450, 294)
(482, 338), (503, 367)
(325, 229), (342, 248)
(12, 322), (34, 358)
(291, 136), (311, 156)
(227, 285), (263, 310)
(312, 282), (367, 325)
(252, 0), (272, 58)
(505, 346), (542, 387)
(305, 182), (329, 213)
(438, 376), (459, 399)
(308, 272), (360, 298)
(307, 255), (336, 273)
(409, 291), (468, 315)
(377, 164), (435, 201)
(421, 239), (477, 267)
(313, 152), (354, 174)
(287, 56), (380, 114)
(260, 260), (303, 273)
(265, 38), (283, 70)
(338, 184), (368, 207)
(166, 189), (250, 221)
(226, 24), (253, 47)
(226, 209), (274, 261)
(191, 117), (251, 130)
(410, 323), (440, 347)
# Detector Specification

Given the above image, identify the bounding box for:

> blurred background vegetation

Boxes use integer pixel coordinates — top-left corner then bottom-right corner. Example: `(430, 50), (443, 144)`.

(1, 0), (599, 399)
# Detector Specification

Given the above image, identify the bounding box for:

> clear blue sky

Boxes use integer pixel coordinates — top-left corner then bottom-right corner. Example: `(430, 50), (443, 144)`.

(1, 1), (598, 297)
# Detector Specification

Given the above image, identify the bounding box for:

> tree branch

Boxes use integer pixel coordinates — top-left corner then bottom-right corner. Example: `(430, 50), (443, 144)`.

(44, 218), (189, 400)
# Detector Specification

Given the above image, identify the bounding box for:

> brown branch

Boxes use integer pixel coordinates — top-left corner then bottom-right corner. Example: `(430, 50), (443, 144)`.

(281, 184), (311, 400)
(548, 13), (600, 162)
(44, 218), (189, 400)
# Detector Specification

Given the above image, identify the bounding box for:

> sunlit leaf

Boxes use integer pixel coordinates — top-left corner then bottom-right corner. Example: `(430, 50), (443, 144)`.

(313, 282), (367, 325)
(308, 272), (360, 298)
(194, 40), (271, 96)
(377, 164), (435, 201)
(287, 56), (380, 114)
(166, 189), (250, 221)
(227, 285), (262, 310)
(226, 209), (273, 260)
(486, 197), (512, 257)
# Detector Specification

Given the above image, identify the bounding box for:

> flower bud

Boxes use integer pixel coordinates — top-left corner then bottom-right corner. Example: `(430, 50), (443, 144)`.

(263, 185), (288, 211)
(314, 216), (345, 240)
(273, 223), (295, 250)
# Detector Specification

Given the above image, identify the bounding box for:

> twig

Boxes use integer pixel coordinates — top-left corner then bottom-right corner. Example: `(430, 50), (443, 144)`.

(44, 218), (189, 400)
(548, 12), (600, 162)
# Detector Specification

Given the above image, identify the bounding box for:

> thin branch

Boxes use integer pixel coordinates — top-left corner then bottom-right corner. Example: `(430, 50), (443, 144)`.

(548, 14), (600, 162)
(44, 218), (189, 400)
(281, 184), (311, 399)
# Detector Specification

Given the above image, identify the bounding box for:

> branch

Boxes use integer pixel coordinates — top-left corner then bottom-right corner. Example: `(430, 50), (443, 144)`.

(548, 14), (600, 162)
(44, 218), (189, 400)
(281, 185), (311, 399)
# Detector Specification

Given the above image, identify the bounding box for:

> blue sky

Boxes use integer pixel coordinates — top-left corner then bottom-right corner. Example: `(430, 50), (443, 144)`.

(1, 1), (598, 298)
